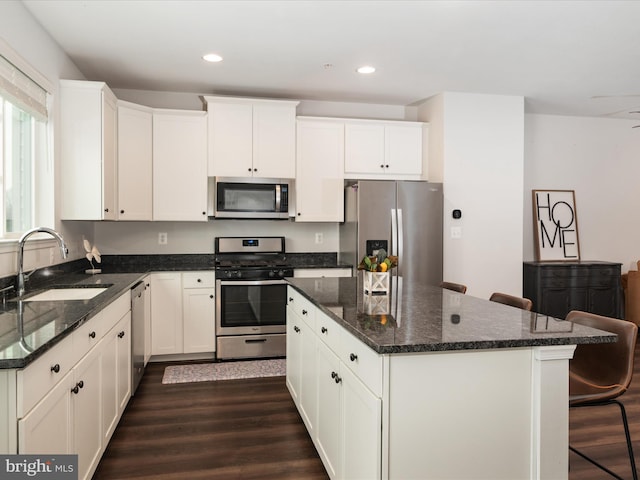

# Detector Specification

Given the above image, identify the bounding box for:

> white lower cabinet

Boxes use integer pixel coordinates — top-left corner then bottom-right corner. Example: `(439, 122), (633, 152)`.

(72, 345), (103, 480)
(150, 272), (183, 355)
(17, 291), (132, 480)
(286, 287), (381, 480)
(101, 311), (132, 444)
(151, 271), (216, 356)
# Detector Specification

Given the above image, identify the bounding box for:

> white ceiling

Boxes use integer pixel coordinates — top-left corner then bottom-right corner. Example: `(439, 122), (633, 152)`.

(21, 0), (640, 119)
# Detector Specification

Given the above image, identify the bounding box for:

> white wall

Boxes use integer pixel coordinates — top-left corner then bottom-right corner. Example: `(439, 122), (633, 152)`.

(524, 113), (640, 273)
(419, 92), (525, 298)
(93, 220), (338, 255)
(0, 1), (92, 279)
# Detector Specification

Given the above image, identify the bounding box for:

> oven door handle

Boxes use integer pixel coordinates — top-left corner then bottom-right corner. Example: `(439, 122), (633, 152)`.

(217, 279), (289, 286)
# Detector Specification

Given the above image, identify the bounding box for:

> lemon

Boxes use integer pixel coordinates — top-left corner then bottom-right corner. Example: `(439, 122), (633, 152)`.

(379, 262), (388, 272)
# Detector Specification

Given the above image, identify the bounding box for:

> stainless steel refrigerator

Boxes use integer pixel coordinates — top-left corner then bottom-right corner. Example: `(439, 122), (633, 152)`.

(339, 181), (443, 285)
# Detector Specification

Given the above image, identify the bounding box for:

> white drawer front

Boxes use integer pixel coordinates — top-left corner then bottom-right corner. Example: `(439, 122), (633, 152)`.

(182, 271), (215, 289)
(101, 292), (131, 332)
(71, 311), (106, 365)
(340, 329), (383, 396)
(287, 287), (315, 328)
(17, 333), (74, 417)
(315, 309), (343, 353)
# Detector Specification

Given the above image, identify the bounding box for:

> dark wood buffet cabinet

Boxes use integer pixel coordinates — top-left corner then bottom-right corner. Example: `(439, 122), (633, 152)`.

(523, 261), (623, 319)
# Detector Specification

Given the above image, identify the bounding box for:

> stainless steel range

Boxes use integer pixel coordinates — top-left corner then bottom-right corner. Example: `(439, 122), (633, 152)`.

(215, 236), (292, 360)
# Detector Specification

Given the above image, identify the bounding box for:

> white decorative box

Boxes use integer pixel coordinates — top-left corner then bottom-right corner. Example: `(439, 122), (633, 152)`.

(363, 291), (390, 315)
(363, 271), (390, 295)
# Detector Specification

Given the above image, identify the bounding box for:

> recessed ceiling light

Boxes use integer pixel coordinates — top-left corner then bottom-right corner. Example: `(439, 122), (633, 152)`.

(203, 53), (223, 63)
(357, 65), (376, 74)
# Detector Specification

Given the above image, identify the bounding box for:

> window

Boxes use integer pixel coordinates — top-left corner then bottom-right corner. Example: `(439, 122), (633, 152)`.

(0, 53), (49, 238)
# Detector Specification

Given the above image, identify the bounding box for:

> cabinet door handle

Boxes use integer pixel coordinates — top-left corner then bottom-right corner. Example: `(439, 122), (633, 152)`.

(120, 209), (125, 214)
(209, 294), (214, 299)
(350, 353), (358, 362)
(302, 309), (308, 315)
(380, 164), (385, 169)
(104, 208), (109, 213)
(50, 364), (60, 373)
(321, 326), (328, 334)
(118, 331), (125, 338)
(78, 380), (84, 389)
(89, 331), (96, 339)
(71, 384), (80, 394)
(288, 297), (294, 302)
(248, 168), (252, 172)
(294, 325), (300, 333)
(197, 278), (202, 283)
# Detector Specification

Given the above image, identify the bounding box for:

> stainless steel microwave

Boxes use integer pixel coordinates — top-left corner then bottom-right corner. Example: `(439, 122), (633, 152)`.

(208, 177), (295, 219)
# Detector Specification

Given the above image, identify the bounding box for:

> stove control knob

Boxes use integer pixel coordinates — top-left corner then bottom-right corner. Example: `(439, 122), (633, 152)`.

(278, 270), (285, 278)
(236, 270), (242, 279)
(269, 270), (275, 278)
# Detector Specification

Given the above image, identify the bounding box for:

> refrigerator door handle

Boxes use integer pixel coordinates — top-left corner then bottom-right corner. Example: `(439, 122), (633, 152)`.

(397, 208), (404, 277)
(391, 209), (398, 257)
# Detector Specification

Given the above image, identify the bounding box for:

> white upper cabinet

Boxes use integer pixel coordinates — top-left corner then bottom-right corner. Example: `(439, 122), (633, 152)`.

(60, 80), (117, 220)
(295, 118), (344, 222)
(205, 96), (299, 179)
(117, 101), (153, 220)
(152, 110), (208, 221)
(344, 119), (426, 179)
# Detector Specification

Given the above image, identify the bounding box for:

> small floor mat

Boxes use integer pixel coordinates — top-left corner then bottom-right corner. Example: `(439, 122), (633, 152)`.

(161, 358), (286, 384)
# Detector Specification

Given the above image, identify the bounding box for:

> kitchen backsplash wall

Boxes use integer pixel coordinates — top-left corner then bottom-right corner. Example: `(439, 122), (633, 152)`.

(92, 220), (338, 254)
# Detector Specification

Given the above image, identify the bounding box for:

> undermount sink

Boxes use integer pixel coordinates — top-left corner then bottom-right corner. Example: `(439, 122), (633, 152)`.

(25, 287), (109, 302)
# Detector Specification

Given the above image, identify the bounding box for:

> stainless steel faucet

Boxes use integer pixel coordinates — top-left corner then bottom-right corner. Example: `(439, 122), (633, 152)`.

(16, 227), (68, 297)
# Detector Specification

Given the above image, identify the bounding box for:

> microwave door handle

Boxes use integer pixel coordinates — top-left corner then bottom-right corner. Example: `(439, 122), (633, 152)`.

(275, 184), (281, 211)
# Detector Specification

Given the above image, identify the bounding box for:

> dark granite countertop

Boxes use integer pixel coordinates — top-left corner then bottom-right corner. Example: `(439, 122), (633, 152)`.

(0, 273), (146, 369)
(287, 276), (617, 354)
(0, 252), (350, 370)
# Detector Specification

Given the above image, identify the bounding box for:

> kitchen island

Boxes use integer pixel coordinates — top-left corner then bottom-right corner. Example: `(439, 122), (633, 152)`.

(286, 276), (616, 480)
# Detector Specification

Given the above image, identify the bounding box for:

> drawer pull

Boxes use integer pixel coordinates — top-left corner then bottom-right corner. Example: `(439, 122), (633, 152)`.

(50, 364), (60, 373)
(288, 297), (294, 302)
(118, 331), (125, 338)
(294, 326), (301, 333)
(89, 331), (96, 339)
(197, 278), (202, 283)
(331, 371), (342, 384)
(321, 326), (328, 334)
(302, 309), (308, 315)
(245, 338), (267, 343)
(350, 353), (358, 362)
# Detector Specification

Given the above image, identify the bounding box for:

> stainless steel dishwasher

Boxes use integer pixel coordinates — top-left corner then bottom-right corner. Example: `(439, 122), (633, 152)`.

(131, 281), (146, 394)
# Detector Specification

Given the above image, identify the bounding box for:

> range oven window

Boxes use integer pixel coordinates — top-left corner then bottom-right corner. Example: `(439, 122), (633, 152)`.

(219, 282), (287, 328)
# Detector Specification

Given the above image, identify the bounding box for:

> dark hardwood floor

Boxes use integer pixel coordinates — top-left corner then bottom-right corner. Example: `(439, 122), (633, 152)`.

(95, 342), (640, 479)
(93, 362), (328, 480)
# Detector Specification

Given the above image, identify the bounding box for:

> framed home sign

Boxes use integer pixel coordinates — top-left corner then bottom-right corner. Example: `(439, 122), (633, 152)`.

(532, 190), (580, 261)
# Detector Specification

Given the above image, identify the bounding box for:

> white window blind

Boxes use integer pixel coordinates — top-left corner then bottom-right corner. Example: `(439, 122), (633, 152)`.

(0, 54), (47, 121)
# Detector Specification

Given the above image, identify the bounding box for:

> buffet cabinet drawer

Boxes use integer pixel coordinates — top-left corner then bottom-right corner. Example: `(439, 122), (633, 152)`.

(339, 329), (383, 396)
(523, 261), (623, 319)
(287, 286), (316, 329)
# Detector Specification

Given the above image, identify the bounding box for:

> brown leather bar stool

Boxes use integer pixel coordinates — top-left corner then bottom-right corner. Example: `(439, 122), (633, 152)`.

(440, 281), (467, 294)
(489, 292), (533, 311)
(566, 310), (638, 480)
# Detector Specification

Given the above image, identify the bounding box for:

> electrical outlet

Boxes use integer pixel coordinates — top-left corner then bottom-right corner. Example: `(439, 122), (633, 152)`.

(158, 232), (168, 245)
(315, 232), (323, 244)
